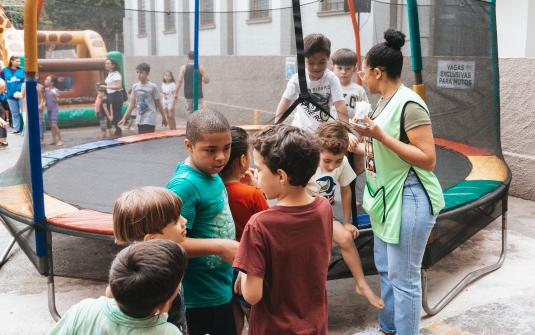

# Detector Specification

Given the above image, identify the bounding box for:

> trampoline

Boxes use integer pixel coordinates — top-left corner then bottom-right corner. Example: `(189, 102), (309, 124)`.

(0, 0), (510, 322)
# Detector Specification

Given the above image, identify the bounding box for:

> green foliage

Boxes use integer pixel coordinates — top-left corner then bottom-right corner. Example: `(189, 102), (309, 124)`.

(41, 0), (125, 52)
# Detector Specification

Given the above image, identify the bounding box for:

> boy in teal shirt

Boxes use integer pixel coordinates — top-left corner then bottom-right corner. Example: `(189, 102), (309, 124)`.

(166, 108), (237, 335)
(47, 240), (187, 335)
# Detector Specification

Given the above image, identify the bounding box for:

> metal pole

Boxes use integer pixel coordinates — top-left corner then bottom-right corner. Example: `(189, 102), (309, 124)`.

(406, 0), (423, 85)
(193, 0), (200, 112)
(24, 0), (47, 258)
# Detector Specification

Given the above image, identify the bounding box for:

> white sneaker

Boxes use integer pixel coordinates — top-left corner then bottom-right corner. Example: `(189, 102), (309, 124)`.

(353, 327), (386, 335)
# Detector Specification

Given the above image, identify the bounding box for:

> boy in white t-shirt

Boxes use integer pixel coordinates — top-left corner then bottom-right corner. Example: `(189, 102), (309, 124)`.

(275, 34), (354, 138)
(305, 121), (385, 310)
(330, 48), (369, 120)
(307, 121), (357, 235)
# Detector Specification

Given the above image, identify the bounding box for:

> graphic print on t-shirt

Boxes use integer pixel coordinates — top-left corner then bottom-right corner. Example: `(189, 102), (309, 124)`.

(206, 189), (236, 269)
(365, 137), (377, 178)
(316, 175), (336, 203)
(136, 91), (149, 115)
(300, 88), (332, 123)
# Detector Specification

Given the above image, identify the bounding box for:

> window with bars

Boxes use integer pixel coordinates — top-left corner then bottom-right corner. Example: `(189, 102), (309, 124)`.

(201, 0), (215, 26)
(138, 0), (146, 35)
(164, 0), (175, 31)
(322, 0), (344, 11)
(250, 0), (270, 19)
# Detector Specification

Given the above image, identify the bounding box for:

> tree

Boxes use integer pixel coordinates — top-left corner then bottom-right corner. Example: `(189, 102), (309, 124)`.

(40, 0), (125, 52)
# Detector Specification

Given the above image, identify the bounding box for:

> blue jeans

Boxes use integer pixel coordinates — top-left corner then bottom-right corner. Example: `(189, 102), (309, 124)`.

(374, 171), (437, 335)
(8, 99), (24, 131)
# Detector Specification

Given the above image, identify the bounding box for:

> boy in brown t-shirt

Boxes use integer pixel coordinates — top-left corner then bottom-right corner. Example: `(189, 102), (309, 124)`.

(233, 124), (332, 334)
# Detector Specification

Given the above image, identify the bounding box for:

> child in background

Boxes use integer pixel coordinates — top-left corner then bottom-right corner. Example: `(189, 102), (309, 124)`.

(119, 63), (167, 134)
(43, 75), (62, 146)
(233, 124), (333, 334)
(112, 186), (189, 334)
(331, 48), (370, 174)
(96, 88), (113, 140)
(162, 71), (177, 130)
(165, 108), (238, 335)
(14, 73), (45, 142)
(219, 126), (268, 334)
(307, 121), (384, 309)
(330, 48), (369, 120)
(47, 239), (187, 335)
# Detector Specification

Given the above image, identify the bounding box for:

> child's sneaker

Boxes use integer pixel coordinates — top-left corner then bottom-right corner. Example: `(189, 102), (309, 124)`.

(0, 142), (8, 150)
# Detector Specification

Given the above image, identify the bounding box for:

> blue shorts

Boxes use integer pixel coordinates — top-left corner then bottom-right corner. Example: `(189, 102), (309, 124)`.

(232, 268), (251, 311)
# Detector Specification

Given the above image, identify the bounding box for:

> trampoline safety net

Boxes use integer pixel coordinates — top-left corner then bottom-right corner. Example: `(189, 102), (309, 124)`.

(0, 0), (509, 282)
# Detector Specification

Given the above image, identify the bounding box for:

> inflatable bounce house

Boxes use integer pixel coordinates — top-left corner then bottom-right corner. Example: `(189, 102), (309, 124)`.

(0, 3), (125, 127)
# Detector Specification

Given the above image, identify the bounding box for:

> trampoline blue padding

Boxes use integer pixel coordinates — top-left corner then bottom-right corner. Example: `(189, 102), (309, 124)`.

(42, 140), (124, 160)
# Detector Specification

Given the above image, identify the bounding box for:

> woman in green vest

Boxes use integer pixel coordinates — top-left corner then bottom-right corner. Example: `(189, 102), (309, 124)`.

(352, 29), (445, 335)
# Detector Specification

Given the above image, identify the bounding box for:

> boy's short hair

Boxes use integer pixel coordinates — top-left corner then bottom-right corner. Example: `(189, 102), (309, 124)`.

(251, 124), (320, 187)
(304, 33), (331, 58)
(187, 51), (194, 60)
(316, 121), (349, 156)
(113, 186), (183, 244)
(135, 62), (150, 73)
(331, 48), (358, 67)
(186, 108), (230, 145)
(109, 239), (187, 319)
(97, 87), (107, 95)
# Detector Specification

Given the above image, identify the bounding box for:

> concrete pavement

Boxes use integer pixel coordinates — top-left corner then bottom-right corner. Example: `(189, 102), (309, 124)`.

(0, 122), (534, 334)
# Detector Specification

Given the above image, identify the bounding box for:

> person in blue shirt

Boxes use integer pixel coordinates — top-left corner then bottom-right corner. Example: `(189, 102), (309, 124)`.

(0, 56), (25, 134)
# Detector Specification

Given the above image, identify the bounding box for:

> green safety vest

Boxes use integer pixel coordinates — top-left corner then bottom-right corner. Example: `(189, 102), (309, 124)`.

(363, 85), (445, 244)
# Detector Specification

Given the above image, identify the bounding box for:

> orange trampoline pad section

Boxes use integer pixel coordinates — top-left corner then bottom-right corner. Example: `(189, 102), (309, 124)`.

(0, 184), (78, 219)
(466, 155), (508, 182)
(117, 129), (186, 144)
(48, 209), (114, 235)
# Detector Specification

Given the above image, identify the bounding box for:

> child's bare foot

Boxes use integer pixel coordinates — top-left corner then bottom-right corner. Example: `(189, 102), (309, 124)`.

(56, 141), (63, 146)
(356, 284), (385, 310)
(124, 126), (130, 130)
(46, 141), (56, 145)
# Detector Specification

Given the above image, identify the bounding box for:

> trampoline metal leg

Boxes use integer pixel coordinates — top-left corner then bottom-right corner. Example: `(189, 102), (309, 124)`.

(0, 237), (16, 267)
(47, 275), (61, 322)
(0, 225), (32, 268)
(46, 229), (62, 322)
(422, 210), (508, 316)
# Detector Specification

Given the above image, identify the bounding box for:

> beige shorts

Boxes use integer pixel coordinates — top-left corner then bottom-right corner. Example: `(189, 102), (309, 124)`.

(185, 98), (203, 114)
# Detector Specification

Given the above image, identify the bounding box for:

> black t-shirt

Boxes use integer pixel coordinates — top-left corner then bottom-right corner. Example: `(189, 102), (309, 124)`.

(99, 98), (109, 118)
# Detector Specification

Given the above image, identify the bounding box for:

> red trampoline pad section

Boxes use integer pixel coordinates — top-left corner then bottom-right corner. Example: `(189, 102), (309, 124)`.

(48, 209), (114, 235)
(434, 138), (491, 156)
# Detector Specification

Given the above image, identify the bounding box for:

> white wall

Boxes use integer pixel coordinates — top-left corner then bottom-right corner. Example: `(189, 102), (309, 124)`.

(496, 0), (529, 58)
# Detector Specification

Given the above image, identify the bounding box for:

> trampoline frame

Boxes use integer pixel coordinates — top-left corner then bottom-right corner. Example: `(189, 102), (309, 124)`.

(0, 159), (511, 321)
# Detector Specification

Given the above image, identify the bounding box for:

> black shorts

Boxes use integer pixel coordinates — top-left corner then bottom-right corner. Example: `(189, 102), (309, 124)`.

(137, 124), (156, 134)
(186, 300), (237, 335)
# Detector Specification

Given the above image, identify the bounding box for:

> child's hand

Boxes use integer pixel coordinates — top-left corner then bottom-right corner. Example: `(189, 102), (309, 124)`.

(343, 223), (359, 240)
(240, 168), (258, 187)
(162, 117), (168, 127)
(348, 132), (359, 149)
(108, 115), (113, 121)
(234, 271), (243, 295)
(0, 118), (6, 128)
(118, 118), (125, 126)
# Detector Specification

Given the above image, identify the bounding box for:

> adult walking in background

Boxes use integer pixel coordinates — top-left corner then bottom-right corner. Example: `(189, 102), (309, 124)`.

(173, 51), (210, 118)
(351, 29), (445, 335)
(101, 58), (124, 138)
(1, 56), (25, 134)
